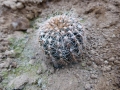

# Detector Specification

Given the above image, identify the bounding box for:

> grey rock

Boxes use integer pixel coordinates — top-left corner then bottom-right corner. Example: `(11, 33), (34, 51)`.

(114, 60), (120, 65)
(4, 50), (16, 58)
(102, 65), (112, 72)
(27, 28), (34, 34)
(16, 2), (24, 9)
(86, 61), (92, 66)
(90, 74), (97, 79)
(0, 62), (9, 68)
(29, 59), (35, 65)
(90, 50), (96, 54)
(36, 67), (42, 75)
(85, 83), (91, 90)
(94, 59), (102, 65)
(92, 63), (97, 69)
(104, 60), (108, 65)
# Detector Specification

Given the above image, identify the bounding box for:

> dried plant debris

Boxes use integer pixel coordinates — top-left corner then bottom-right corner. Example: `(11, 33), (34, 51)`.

(39, 15), (85, 68)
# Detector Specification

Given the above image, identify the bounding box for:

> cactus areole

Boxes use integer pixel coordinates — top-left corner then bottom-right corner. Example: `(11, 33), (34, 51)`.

(39, 15), (85, 68)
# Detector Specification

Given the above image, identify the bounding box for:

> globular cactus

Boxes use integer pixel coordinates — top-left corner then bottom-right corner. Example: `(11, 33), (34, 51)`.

(39, 15), (85, 68)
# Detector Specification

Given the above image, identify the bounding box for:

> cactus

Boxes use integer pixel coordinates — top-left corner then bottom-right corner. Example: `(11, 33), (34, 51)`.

(39, 15), (85, 68)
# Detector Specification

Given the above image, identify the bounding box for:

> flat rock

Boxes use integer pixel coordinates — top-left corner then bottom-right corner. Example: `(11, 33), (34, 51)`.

(8, 74), (29, 89)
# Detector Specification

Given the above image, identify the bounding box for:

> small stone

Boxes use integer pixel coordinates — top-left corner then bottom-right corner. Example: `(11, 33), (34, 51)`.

(37, 67), (42, 75)
(106, 66), (112, 71)
(90, 50), (96, 54)
(102, 65), (111, 72)
(4, 50), (16, 58)
(11, 5), (17, 10)
(112, 34), (116, 38)
(90, 58), (95, 61)
(0, 61), (10, 69)
(109, 57), (115, 62)
(90, 74), (97, 79)
(94, 59), (102, 65)
(94, 79), (98, 84)
(93, 63), (97, 69)
(81, 62), (86, 67)
(86, 61), (92, 66)
(0, 58), (12, 68)
(85, 83), (91, 90)
(114, 60), (120, 65)
(10, 61), (17, 68)
(16, 2), (24, 9)
(104, 60), (108, 65)
(27, 28), (33, 34)
(29, 59), (35, 65)
(26, 13), (34, 20)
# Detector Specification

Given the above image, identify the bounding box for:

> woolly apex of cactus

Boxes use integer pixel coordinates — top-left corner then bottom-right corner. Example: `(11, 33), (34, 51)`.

(39, 15), (85, 68)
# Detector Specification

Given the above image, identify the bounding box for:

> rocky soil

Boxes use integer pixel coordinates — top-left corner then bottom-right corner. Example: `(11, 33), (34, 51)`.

(0, 0), (120, 90)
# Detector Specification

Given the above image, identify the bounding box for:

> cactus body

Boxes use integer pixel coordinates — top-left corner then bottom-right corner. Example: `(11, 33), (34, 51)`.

(39, 15), (84, 68)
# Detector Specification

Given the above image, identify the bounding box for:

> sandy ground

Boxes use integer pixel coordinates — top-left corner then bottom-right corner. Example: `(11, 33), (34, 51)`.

(0, 0), (120, 90)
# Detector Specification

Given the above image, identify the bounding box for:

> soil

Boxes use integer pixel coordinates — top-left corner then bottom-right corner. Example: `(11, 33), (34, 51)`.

(0, 0), (120, 90)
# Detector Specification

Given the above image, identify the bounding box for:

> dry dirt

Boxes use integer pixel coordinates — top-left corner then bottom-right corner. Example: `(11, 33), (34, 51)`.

(0, 0), (120, 90)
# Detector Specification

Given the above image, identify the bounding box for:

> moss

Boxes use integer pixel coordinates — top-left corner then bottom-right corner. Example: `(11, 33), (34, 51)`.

(1, 71), (9, 88)
(1, 70), (8, 78)
(8, 37), (28, 57)
(9, 63), (40, 77)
